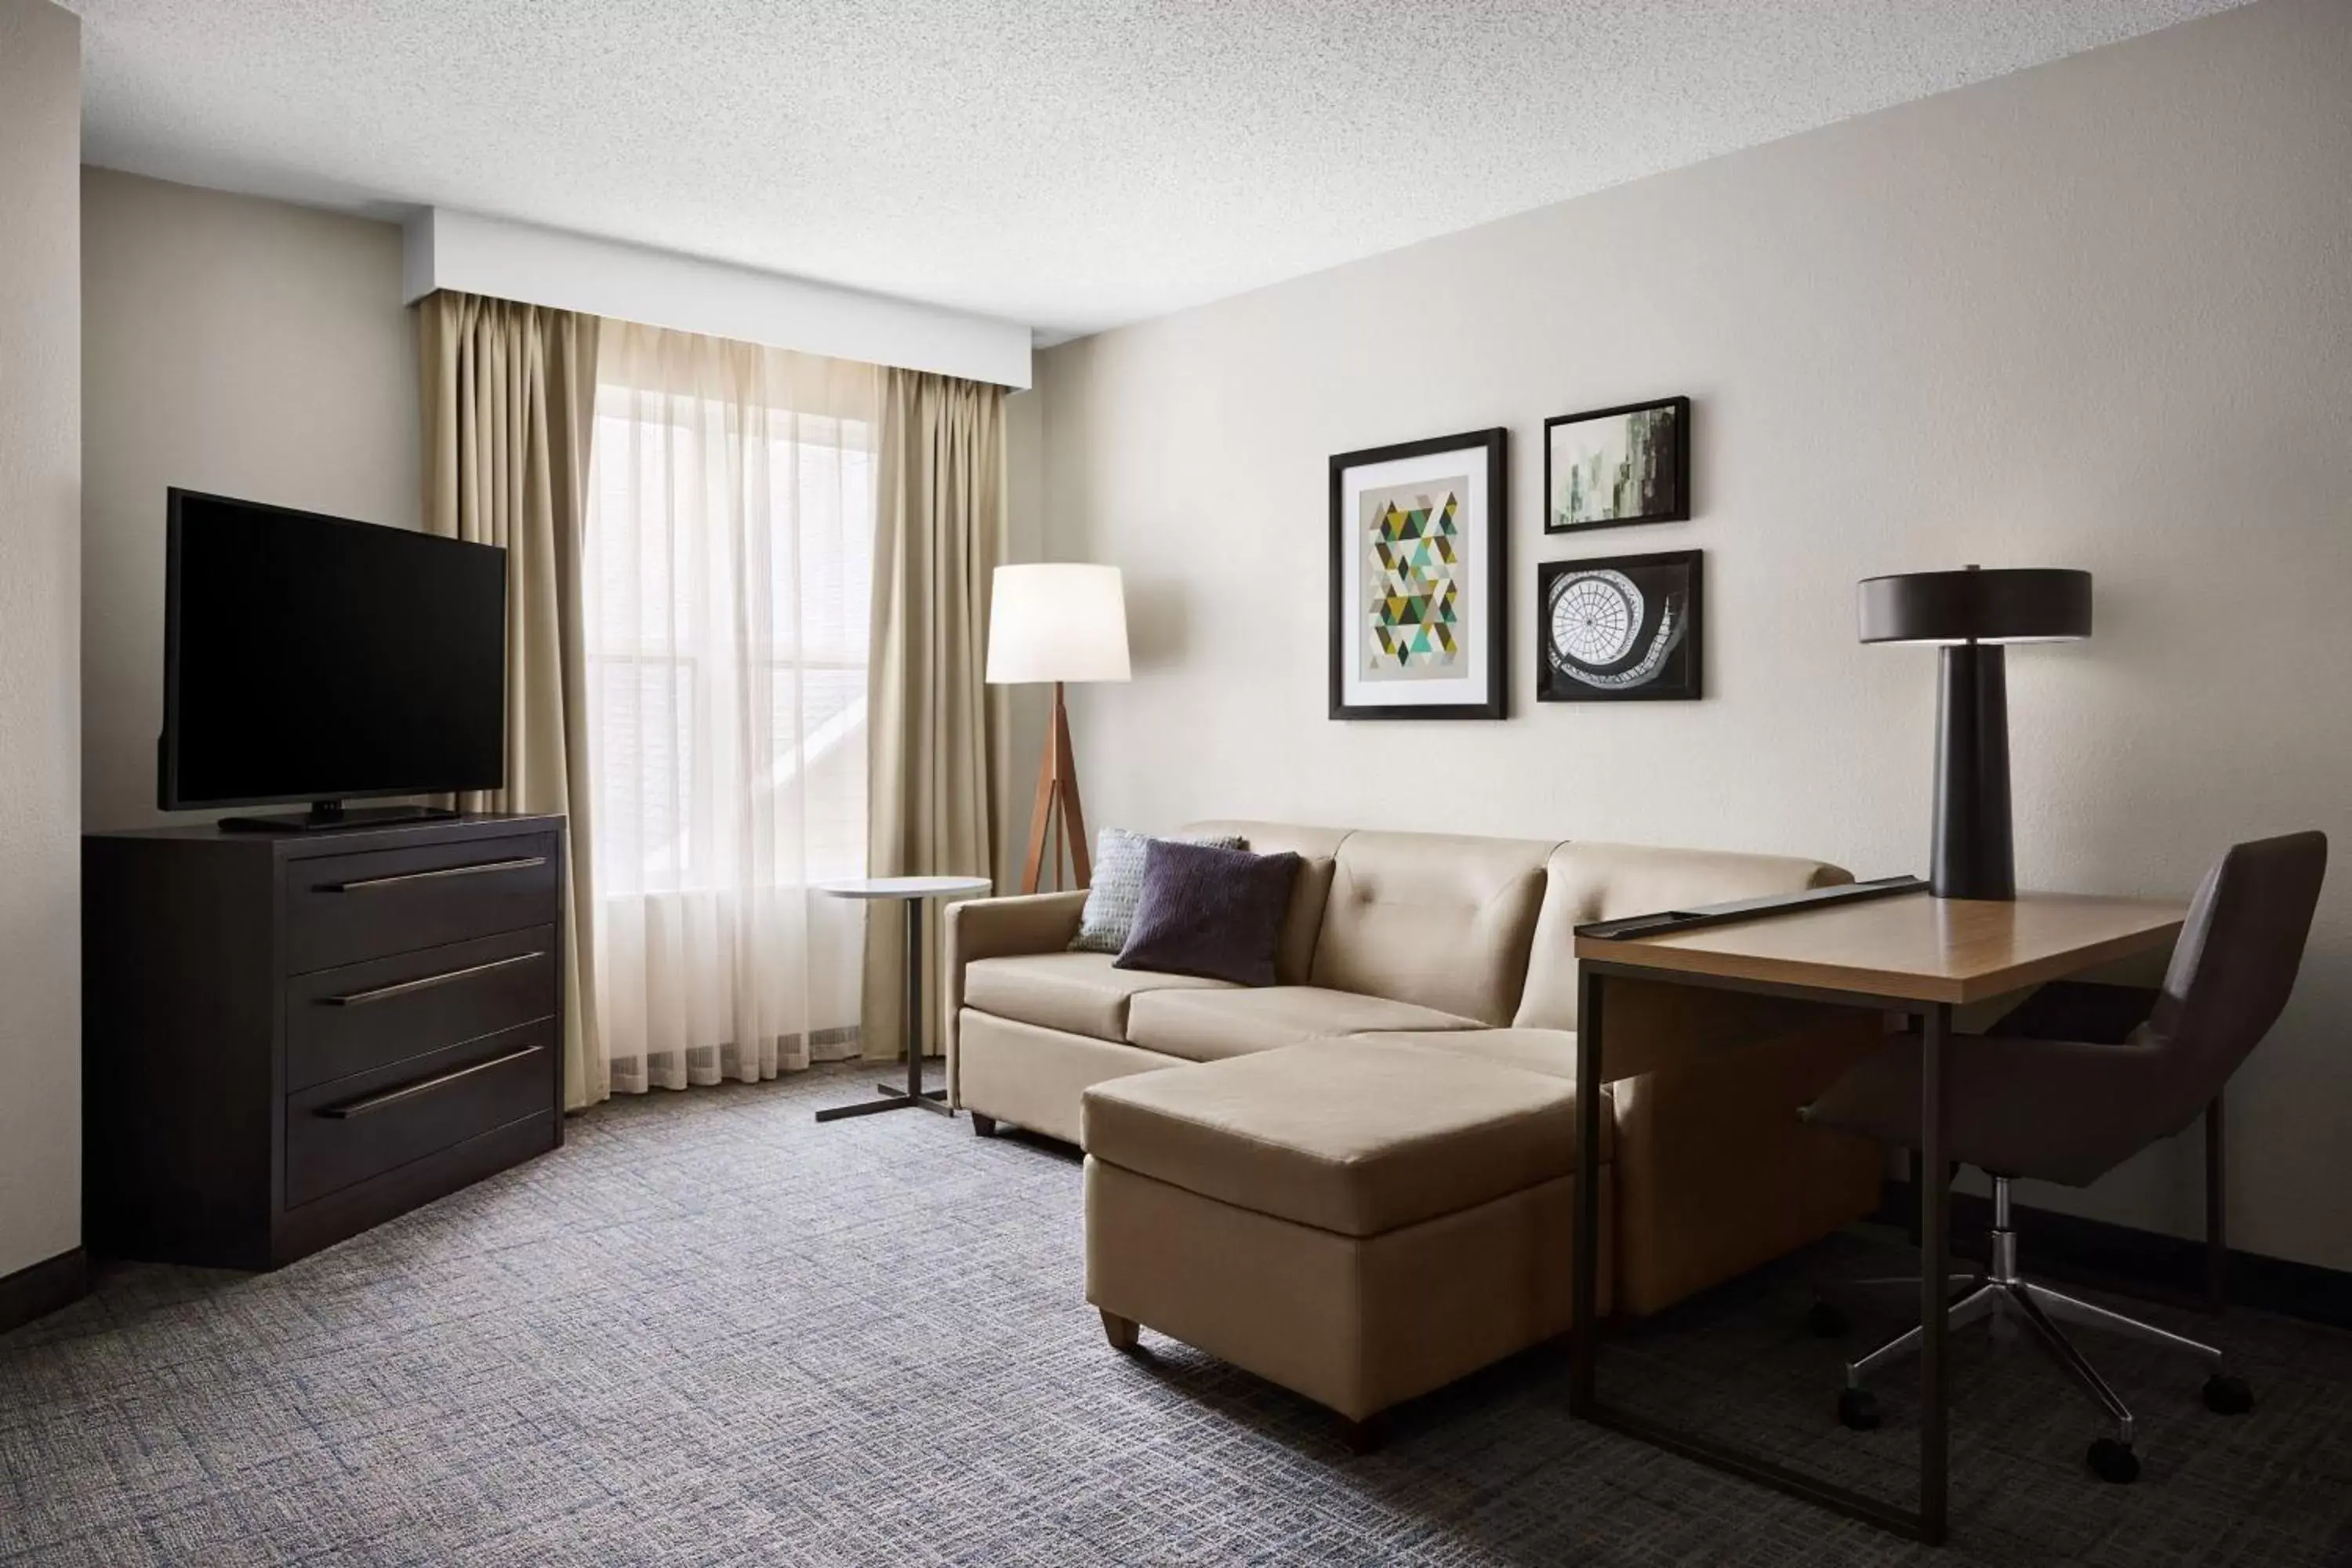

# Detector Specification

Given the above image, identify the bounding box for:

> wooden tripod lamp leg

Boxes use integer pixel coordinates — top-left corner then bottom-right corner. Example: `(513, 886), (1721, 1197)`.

(1055, 684), (1091, 887)
(1022, 747), (1058, 895)
(1022, 682), (1094, 894)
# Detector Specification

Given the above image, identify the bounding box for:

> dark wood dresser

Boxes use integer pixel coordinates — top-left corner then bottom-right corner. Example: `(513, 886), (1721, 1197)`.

(84, 814), (566, 1269)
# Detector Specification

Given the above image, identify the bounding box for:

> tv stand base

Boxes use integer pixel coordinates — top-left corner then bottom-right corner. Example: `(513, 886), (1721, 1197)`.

(218, 802), (462, 833)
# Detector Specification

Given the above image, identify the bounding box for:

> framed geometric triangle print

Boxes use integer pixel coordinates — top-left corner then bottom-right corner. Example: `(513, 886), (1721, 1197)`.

(1328, 426), (1508, 721)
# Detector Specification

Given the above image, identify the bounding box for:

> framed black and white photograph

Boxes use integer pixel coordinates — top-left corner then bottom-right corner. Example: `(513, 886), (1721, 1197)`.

(1537, 548), (1702, 702)
(1544, 395), (1689, 532)
(1329, 426), (1508, 720)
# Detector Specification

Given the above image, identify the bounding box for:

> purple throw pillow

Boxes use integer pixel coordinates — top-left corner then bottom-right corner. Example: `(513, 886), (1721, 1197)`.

(1113, 838), (1303, 987)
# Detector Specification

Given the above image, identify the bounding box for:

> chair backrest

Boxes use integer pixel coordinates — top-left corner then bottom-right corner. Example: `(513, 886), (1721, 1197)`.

(2144, 831), (2328, 1123)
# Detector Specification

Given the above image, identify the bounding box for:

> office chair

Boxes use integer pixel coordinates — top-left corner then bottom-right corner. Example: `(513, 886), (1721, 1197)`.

(1802, 831), (2328, 1483)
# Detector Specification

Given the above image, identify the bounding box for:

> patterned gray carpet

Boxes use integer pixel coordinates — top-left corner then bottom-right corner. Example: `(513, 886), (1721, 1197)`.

(4, 1063), (2350, 1566)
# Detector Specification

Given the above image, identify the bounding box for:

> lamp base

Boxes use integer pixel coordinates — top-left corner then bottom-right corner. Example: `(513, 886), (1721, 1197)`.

(1021, 682), (1094, 893)
(1931, 643), (2016, 900)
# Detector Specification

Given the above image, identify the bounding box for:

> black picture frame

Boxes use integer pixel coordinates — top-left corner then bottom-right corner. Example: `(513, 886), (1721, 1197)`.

(1537, 548), (1703, 702)
(1542, 394), (1690, 533)
(1328, 427), (1508, 721)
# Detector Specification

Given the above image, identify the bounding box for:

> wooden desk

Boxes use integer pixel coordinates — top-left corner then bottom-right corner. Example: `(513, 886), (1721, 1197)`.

(1569, 889), (2186, 1545)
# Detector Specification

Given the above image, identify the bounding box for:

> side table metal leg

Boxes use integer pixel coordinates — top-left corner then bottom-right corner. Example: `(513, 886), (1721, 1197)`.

(906, 898), (924, 1103)
(897, 898), (948, 1116)
(815, 894), (953, 1122)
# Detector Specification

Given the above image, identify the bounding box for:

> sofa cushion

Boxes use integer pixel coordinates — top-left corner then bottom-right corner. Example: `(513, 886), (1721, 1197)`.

(964, 952), (1236, 1043)
(1310, 830), (1556, 1025)
(1278, 857), (1336, 985)
(1081, 1037), (1599, 1237)
(1069, 827), (1245, 955)
(1124, 985), (1480, 1062)
(1513, 841), (1850, 1030)
(1180, 822), (1351, 987)
(1372, 1026), (1580, 1083)
(1357, 1030), (1614, 1159)
(1177, 820), (1353, 861)
(1116, 840), (1303, 986)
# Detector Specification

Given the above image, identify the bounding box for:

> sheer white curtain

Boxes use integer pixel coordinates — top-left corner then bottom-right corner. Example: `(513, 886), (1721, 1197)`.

(585, 321), (882, 1094)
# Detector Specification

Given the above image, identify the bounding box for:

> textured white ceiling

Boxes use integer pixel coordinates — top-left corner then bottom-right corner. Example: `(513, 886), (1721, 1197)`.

(71, 1), (2249, 340)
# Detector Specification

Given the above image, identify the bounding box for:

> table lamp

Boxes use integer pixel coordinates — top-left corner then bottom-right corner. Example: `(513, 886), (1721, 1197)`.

(1857, 564), (2092, 900)
(986, 563), (1131, 893)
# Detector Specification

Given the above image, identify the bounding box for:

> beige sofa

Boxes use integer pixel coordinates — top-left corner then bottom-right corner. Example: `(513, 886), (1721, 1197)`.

(945, 821), (1883, 1433)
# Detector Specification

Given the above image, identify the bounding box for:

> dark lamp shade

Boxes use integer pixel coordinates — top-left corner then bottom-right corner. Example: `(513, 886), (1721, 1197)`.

(1857, 568), (2092, 645)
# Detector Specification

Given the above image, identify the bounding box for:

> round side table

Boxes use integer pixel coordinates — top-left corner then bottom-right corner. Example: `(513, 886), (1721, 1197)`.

(812, 875), (992, 1123)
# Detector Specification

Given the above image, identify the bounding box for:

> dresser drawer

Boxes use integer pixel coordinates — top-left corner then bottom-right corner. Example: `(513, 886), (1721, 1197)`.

(285, 926), (557, 1092)
(285, 1021), (555, 1210)
(285, 834), (560, 972)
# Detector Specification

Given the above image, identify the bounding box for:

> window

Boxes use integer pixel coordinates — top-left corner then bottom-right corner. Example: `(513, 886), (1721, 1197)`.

(583, 324), (883, 1087)
(586, 397), (873, 893)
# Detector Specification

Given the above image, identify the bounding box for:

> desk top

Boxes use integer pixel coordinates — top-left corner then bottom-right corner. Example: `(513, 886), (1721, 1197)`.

(1574, 890), (2186, 1005)
(818, 875), (993, 901)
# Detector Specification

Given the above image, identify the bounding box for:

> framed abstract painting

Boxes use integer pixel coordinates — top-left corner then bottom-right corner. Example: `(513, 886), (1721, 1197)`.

(1328, 427), (1508, 720)
(1537, 548), (1702, 702)
(1544, 395), (1690, 532)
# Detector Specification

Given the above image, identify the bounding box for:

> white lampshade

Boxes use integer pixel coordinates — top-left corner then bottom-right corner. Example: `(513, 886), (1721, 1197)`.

(985, 564), (1131, 684)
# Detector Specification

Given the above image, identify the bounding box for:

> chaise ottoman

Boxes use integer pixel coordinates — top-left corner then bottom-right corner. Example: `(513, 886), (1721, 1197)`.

(1080, 1036), (1613, 1448)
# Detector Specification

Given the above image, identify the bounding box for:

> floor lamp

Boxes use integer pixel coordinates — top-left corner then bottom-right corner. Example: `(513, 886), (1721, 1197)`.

(985, 564), (1131, 893)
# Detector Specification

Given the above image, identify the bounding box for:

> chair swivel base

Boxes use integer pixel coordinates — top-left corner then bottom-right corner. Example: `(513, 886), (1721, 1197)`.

(1825, 1179), (2252, 1484)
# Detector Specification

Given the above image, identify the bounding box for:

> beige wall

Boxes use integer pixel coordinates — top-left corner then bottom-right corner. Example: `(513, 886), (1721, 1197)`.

(0, 0), (85, 1282)
(1036, 0), (2352, 1268)
(82, 169), (420, 831)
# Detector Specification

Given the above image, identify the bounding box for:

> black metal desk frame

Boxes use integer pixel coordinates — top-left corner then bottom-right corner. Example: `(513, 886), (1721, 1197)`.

(1571, 960), (1957, 1544)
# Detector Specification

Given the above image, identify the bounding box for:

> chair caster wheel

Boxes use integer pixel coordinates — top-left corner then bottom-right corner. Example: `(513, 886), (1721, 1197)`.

(2087, 1438), (2140, 1484)
(1836, 1387), (1880, 1431)
(2203, 1372), (2254, 1414)
(1805, 1299), (1849, 1338)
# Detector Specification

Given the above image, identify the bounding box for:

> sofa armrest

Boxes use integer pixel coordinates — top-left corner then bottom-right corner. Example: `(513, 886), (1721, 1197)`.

(946, 891), (1088, 1102)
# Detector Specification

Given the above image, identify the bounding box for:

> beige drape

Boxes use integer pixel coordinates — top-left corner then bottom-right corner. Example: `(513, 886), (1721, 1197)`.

(863, 370), (1009, 1060)
(417, 290), (607, 1109)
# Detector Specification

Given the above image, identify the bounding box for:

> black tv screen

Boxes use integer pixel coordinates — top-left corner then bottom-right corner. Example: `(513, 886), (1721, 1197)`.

(161, 490), (508, 809)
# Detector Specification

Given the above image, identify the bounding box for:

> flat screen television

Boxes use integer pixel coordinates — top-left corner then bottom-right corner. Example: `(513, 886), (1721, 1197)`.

(159, 488), (508, 830)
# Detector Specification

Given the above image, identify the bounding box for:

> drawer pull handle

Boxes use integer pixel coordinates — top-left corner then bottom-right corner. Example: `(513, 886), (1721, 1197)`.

(319, 951), (544, 1007)
(317, 1045), (545, 1119)
(321, 855), (548, 893)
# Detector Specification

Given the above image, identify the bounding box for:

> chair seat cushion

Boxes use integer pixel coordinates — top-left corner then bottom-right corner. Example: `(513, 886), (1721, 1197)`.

(1123, 985), (1481, 1062)
(1805, 1030), (2170, 1188)
(1080, 1038), (1602, 1237)
(964, 952), (1236, 1043)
